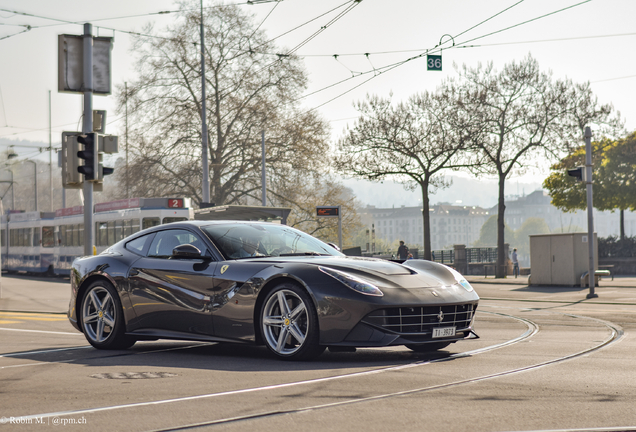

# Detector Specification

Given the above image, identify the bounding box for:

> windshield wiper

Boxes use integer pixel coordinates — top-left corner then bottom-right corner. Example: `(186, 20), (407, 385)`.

(234, 255), (272, 260)
(279, 252), (328, 256)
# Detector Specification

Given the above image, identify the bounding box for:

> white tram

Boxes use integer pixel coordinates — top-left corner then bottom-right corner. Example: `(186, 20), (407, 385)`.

(1, 197), (193, 275)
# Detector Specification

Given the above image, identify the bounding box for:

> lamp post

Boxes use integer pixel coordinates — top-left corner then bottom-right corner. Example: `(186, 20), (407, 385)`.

(24, 160), (38, 212)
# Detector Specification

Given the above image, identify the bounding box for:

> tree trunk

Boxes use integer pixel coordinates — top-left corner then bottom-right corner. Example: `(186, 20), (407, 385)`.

(421, 181), (431, 260)
(496, 173), (507, 278)
(620, 209), (625, 242)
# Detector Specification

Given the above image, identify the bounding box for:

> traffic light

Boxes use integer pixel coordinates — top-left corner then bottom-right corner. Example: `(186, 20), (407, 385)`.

(61, 132), (82, 189)
(77, 133), (98, 181)
(97, 135), (118, 181)
(567, 166), (585, 182)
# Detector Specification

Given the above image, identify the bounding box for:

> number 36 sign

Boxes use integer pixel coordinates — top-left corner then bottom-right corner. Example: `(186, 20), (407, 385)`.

(427, 54), (442, 71)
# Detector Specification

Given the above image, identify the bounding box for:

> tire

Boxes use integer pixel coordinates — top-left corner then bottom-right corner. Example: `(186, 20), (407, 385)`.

(406, 341), (452, 353)
(260, 283), (325, 360)
(80, 280), (135, 350)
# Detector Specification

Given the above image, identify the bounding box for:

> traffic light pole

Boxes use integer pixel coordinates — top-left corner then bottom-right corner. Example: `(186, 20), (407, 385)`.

(585, 126), (597, 299)
(82, 23), (94, 257)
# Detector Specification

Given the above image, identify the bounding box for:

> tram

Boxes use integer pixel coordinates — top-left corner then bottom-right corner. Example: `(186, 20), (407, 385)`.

(1, 197), (193, 275)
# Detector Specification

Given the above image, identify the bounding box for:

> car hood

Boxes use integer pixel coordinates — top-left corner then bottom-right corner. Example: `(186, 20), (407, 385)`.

(246, 255), (414, 276)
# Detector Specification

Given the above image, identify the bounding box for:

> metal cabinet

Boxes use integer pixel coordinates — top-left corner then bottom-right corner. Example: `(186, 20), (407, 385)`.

(529, 233), (598, 286)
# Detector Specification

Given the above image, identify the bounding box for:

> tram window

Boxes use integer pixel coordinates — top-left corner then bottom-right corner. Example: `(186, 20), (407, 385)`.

(33, 227), (40, 246)
(107, 220), (116, 245)
(96, 222), (108, 246)
(132, 219), (140, 234)
(143, 217), (160, 230)
(123, 219), (132, 238)
(25, 228), (32, 247)
(163, 217), (187, 224)
(42, 226), (55, 248)
(78, 224), (84, 246)
(115, 220), (123, 242)
(60, 225), (67, 246)
(10, 229), (16, 247)
(1, 229), (5, 247)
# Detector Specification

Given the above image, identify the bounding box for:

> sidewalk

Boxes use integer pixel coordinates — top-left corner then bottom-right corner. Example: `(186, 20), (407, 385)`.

(465, 274), (636, 305)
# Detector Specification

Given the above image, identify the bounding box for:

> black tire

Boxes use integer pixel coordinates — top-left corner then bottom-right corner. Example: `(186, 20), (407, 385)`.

(406, 342), (452, 353)
(80, 279), (135, 350)
(260, 283), (325, 360)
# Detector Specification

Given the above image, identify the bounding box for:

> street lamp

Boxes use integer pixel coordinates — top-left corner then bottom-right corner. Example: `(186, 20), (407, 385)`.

(24, 160), (38, 212)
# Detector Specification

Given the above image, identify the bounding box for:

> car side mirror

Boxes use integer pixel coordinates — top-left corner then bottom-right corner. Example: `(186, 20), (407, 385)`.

(326, 242), (340, 252)
(172, 244), (202, 259)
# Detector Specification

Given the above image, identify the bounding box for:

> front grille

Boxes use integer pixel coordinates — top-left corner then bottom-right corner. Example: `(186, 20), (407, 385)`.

(363, 303), (476, 335)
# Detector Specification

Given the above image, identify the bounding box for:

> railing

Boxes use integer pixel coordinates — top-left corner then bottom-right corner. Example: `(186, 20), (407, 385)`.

(432, 247), (498, 264)
(466, 247), (498, 263)
(431, 250), (454, 264)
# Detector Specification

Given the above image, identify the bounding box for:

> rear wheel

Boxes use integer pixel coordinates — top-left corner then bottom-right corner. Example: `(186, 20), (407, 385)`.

(81, 280), (135, 350)
(406, 342), (451, 352)
(260, 283), (324, 360)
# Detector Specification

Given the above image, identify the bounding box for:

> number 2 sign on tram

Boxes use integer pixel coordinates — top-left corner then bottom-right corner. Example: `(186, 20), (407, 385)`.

(427, 54), (442, 71)
(168, 198), (184, 208)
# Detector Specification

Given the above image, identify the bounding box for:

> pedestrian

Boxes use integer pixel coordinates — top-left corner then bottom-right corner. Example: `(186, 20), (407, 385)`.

(397, 240), (409, 260)
(512, 248), (519, 278)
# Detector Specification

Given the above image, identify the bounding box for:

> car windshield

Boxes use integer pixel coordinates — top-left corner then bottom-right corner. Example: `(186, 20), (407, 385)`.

(201, 223), (344, 260)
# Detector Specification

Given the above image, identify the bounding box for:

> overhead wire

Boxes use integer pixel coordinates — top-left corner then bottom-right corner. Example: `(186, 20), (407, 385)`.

(293, 0), (596, 113)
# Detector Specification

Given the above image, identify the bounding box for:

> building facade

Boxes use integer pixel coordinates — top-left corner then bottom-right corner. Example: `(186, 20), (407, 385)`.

(360, 204), (491, 251)
(501, 190), (636, 238)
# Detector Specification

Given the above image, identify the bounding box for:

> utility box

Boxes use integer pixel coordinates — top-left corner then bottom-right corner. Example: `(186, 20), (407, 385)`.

(529, 233), (598, 286)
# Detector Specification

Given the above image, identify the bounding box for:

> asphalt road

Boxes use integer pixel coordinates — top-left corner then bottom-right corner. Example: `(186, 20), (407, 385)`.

(1, 273), (636, 432)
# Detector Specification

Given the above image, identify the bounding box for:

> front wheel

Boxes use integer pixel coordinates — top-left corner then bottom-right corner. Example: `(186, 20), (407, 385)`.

(81, 280), (135, 350)
(260, 283), (325, 360)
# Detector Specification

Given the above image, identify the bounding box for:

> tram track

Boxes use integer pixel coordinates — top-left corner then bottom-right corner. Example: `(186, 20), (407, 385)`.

(145, 310), (623, 431)
(1, 308), (624, 430)
(0, 310), (546, 421)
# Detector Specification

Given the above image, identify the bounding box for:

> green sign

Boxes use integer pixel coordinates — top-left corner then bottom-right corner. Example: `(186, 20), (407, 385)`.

(427, 55), (442, 71)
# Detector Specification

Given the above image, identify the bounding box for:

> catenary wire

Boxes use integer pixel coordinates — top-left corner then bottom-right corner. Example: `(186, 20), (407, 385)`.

(293, 0), (596, 112)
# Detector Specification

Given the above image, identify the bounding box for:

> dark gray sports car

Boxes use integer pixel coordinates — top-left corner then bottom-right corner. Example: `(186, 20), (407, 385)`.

(68, 221), (479, 360)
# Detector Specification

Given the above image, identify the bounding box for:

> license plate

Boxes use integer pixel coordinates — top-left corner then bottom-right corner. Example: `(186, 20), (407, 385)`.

(432, 327), (456, 338)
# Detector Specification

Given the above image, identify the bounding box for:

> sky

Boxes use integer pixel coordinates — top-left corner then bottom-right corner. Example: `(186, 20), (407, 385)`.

(0, 0), (634, 207)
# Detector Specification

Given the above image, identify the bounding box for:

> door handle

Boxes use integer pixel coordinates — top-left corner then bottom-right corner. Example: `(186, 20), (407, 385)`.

(130, 268), (140, 277)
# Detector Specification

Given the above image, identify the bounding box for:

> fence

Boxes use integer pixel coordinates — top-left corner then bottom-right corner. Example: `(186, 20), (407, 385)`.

(432, 247), (498, 265)
(431, 249), (454, 264)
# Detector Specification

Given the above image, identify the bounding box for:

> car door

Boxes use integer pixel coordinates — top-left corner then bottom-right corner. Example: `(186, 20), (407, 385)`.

(128, 228), (217, 336)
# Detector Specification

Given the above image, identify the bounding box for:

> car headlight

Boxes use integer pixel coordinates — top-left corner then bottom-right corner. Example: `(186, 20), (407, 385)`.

(319, 266), (384, 297)
(447, 267), (474, 292)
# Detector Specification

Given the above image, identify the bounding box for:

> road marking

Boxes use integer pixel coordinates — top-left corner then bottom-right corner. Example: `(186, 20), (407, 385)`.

(9, 311), (540, 422)
(0, 327), (83, 336)
(0, 346), (91, 358)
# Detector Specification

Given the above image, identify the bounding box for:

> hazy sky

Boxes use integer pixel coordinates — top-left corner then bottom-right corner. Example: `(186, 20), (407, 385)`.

(0, 0), (634, 187)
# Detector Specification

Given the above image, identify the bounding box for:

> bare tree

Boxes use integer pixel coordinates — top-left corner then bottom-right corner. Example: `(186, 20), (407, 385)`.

(456, 55), (621, 278)
(267, 170), (362, 246)
(116, 2), (329, 207)
(335, 89), (475, 260)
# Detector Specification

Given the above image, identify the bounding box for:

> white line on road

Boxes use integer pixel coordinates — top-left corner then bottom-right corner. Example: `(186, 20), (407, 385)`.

(0, 327), (83, 336)
(9, 311), (539, 423)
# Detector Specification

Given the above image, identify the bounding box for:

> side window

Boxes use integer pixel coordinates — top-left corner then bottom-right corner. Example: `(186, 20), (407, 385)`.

(42, 226), (55, 248)
(162, 217), (188, 224)
(148, 229), (208, 258)
(125, 234), (152, 256)
(143, 217), (160, 230)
